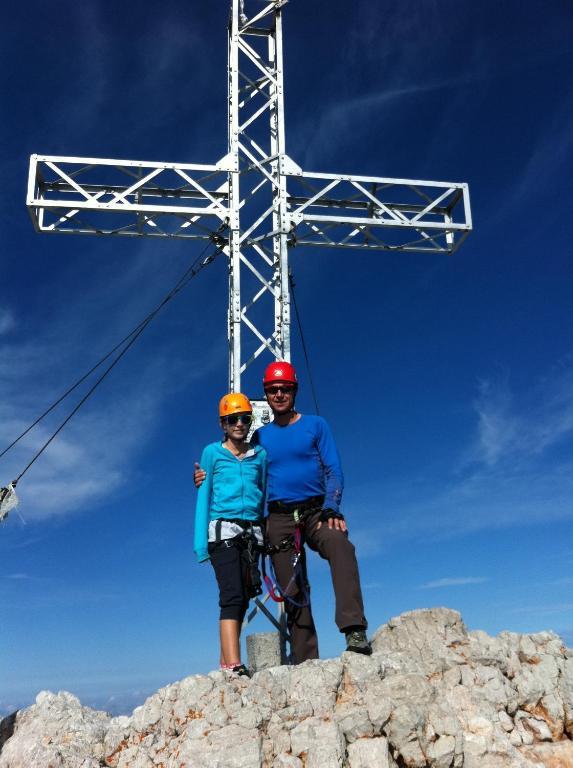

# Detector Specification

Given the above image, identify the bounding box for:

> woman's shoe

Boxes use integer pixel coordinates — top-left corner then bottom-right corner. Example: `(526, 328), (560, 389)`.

(231, 664), (251, 677)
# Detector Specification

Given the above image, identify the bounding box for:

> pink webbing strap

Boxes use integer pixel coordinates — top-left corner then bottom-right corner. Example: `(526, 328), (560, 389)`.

(294, 526), (302, 553)
(264, 574), (284, 602)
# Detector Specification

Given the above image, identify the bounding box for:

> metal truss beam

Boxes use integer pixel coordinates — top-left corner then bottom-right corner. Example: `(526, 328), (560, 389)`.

(27, 155), (231, 238)
(283, 170), (471, 254)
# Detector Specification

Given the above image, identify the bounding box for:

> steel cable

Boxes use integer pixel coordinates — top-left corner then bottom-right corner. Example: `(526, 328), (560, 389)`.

(288, 271), (320, 415)
(3, 231), (226, 486)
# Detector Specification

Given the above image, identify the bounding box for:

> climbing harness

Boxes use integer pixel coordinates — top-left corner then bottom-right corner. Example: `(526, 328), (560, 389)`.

(262, 495), (325, 608)
(209, 518), (264, 599)
(0, 225), (227, 522)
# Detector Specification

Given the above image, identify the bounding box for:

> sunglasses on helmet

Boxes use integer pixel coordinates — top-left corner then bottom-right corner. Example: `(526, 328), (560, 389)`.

(265, 384), (296, 395)
(223, 413), (253, 426)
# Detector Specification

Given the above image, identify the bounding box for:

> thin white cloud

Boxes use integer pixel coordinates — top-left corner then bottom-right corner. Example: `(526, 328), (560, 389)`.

(0, 243), (224, 522)
(60, 7), (213, 157)
(469, 358), (573, 467)
(352, 355), (573, 543)
(381, 458), (573, 543)
(510, 604), (573, 616)
(1, 577), (122, 610)
(298, 77), (477, 170)
(509, 105), (573, 209)
(33, 4), (112, 146)
(419, 577), (488, 590)
(0, 363), (158, 519)
(347, 526), (386, 559)
(484, 100), (573, 228)
(3, 573), (32, 580)
(0, 353), (220, 521)
(472, 374), (517, 466)
(0, 309), (15, 336)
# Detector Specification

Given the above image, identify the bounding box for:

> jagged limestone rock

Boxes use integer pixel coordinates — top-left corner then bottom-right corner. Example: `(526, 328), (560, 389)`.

(0, 691), (110, 768)
(346, 736), (395, 768)
(1, 607), (573, 768)
(371, 607), (471, 673)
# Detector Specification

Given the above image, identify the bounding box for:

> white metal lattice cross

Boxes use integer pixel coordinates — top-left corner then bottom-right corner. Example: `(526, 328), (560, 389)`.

(27, 0), (471, 395)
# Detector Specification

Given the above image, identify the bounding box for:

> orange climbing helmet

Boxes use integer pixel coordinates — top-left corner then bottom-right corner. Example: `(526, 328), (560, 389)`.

(219, 392), (253, 418)
(263, 361), (298, 387)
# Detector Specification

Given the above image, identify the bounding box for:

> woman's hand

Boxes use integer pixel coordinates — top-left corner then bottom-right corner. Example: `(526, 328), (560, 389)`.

(194, 462), (206, 488)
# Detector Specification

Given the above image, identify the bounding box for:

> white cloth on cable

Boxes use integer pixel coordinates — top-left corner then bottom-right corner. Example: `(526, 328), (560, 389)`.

(0, 484), (18, 522)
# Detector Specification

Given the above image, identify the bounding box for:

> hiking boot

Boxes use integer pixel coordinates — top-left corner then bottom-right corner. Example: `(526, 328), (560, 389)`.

(345, 629), (372, 655)
(231, 664), (251, 677)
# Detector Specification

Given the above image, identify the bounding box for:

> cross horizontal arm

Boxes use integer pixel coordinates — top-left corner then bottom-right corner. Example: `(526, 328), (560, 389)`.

(283, 168), (472, 255)
(27, 155), (231, 238)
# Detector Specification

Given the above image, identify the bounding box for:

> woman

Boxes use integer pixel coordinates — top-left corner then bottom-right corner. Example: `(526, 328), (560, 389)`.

(194, 393), (267, 676)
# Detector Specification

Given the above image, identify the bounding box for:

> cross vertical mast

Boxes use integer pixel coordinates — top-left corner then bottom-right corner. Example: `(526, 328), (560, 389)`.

(228, 1), (242, 392)
(268, 5), (291, 373)
(227, 0), (292, 393)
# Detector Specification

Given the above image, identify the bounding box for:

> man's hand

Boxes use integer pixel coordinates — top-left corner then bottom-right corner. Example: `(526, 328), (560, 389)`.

(194, 462), (206, 489)
(316, 509), (347, 533)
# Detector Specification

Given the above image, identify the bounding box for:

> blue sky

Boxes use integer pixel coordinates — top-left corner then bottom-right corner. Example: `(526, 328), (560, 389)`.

(1, 0), (572, 716)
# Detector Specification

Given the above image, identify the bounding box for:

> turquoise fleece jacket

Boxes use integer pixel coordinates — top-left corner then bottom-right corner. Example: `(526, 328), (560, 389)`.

(193, 441), (267, 563)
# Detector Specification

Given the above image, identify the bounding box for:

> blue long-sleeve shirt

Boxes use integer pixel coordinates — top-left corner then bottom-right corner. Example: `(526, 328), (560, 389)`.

(193, 441), (267, 563)
(252, 415), (343, 513)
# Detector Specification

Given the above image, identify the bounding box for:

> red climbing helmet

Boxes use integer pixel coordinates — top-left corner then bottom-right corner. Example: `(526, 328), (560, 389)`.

(263, 361), (298, 387)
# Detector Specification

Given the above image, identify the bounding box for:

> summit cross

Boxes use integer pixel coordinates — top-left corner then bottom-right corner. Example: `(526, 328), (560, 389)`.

(26, 0), (472, 395)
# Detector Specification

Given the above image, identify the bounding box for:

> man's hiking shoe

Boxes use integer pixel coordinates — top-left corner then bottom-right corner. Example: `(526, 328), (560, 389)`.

(345, 629), (372, 655)
(231, 664), (251, 677)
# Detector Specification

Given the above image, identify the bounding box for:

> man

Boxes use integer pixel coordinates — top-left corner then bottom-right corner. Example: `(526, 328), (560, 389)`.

(195, 361), (370, 663)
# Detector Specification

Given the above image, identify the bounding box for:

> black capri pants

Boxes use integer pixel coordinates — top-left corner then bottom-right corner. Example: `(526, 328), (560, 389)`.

(208, 542), (250, 622)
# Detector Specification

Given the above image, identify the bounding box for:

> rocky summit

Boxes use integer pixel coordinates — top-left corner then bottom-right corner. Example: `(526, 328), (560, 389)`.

(1, 608), (572, 767)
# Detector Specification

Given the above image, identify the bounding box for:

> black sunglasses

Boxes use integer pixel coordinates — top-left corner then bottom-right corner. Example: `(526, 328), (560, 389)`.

(265, 385), (296, 395)
(223, 413), (253, 426)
